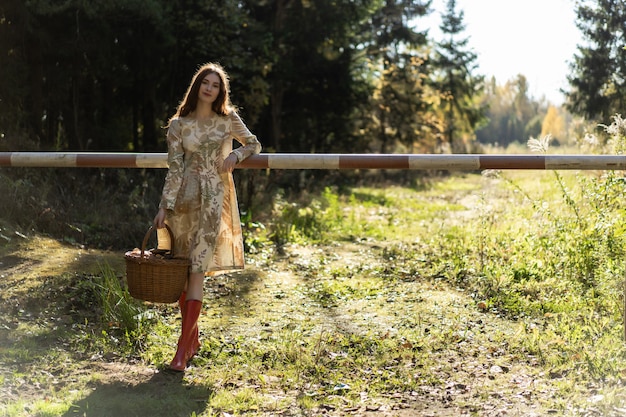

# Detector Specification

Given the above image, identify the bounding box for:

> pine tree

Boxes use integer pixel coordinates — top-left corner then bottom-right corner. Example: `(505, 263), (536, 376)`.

(432, 0), (486, 153)
(363, 0), (433, 153)
(566, 0), (626, 121)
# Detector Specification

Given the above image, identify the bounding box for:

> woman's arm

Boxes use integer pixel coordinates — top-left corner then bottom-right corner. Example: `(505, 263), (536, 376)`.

(229, 112), (262, 164)
(158, 119), (185, 210)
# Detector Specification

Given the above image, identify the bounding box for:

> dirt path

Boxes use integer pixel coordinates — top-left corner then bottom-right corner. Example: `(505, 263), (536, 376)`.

(0, 232), (570, 416)
(245, 244), (556, 416)
(6, 171), (606, 416)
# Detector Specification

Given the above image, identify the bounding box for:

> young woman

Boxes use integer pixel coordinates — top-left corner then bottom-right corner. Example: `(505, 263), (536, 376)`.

(153, 62), (261, 371)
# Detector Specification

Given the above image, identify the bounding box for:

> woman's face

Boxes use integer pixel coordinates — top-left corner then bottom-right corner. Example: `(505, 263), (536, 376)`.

(197, 72), (221, 106)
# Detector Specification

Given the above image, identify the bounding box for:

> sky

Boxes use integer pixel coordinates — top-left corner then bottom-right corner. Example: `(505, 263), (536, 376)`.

(421, 0), (583, 104)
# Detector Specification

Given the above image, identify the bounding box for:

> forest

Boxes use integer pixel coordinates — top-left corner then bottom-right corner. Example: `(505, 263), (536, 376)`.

(4, 2), (626, 415)
(1, 0), (626, 249)
(2, 0), (623, 158)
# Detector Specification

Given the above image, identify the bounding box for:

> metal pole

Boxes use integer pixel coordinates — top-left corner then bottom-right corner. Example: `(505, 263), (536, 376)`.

(2, 152), (626, 170)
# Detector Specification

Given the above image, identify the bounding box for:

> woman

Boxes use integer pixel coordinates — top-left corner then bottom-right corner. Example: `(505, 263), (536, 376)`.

(153, 62), (261, 371)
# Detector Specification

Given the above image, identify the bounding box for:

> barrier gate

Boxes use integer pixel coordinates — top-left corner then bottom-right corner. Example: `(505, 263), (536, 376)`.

(2, 151), (626, 340)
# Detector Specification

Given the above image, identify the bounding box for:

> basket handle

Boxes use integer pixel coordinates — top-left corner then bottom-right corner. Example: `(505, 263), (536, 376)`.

(141, 224), (175, 258)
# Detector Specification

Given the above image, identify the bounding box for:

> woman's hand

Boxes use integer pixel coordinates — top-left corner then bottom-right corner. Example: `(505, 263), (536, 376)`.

(222, 153), (239, 173)
(153, 207), (167, 228)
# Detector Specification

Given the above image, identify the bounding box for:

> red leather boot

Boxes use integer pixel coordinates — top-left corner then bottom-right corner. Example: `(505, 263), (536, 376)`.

(178, 292), (200, 356)
(169, 299), (202, 371)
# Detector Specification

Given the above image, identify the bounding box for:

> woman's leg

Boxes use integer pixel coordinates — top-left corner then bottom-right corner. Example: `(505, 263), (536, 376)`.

(185, 272), (204, 301)
(170, 272), (204, 371)
(178, 291), (200, 356)
(180, 271), (204, 353)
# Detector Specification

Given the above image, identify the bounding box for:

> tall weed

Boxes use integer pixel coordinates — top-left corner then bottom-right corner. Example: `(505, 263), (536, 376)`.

(0, 167), (165, 249)
(269, 187), (345, 246)
(74, 263), (155, 353)
(263, 116), (626, 390)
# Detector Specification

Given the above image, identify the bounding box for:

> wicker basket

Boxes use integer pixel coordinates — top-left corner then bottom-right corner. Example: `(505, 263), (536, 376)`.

(125, 224), (190, 303)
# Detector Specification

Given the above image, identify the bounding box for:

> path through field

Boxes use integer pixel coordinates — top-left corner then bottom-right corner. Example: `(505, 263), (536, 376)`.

(0, 173), (605, 416)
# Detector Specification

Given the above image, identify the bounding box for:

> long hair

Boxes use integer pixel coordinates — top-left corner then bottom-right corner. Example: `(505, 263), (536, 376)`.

(169, 62), (233, 125)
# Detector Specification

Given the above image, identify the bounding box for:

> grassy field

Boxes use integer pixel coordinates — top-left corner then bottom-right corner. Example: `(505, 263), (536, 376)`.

(2, 162), (626, 416)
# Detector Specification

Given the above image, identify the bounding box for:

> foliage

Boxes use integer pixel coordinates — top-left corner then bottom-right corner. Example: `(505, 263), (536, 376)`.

(268, 187), (346, 247)
(0, 167), (165, 249)
(354, 0), (435, 154)
(566, 0), (626, 121)
(247, 0), (392, 154)
(0, 0), (563, 159)
(3, 0), (615, 158)
(69, 263), (157, 355)
(541, 105), (567, 144)
(7, 132), (626, 414)
(477, 75), (546, 147)
(0, 0), (272, 151)
(432, 0), (487, 153)
(92, 263), (145, 333)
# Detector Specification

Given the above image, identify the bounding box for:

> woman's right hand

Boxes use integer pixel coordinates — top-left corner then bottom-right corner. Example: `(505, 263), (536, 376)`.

(153, 207), (167, 228)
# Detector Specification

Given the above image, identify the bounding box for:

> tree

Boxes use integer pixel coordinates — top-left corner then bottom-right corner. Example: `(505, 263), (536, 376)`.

(244, 0), (390, 153)
(0, 0), (178, 150)
(0, 0), (468, 157)
(566, 0), (626, 121)
(0, 0), (32, 146)
(358, 0), (434, 153)
(541, 106), (566, 144)
(476, 75), (545, 147)
(0, 0), (273, 151)
(432, 0), (486, 153)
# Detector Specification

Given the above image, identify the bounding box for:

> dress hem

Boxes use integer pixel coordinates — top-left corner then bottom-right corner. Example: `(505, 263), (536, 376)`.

(201, 265), (245, 276)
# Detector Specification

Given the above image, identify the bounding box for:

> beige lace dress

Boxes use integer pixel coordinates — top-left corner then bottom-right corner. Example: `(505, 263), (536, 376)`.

(158, 112), (261, 274)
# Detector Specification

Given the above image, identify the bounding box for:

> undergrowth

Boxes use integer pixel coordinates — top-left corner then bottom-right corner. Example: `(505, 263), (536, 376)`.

(246, 115), (626, 412)
(5, 116), (626, 415)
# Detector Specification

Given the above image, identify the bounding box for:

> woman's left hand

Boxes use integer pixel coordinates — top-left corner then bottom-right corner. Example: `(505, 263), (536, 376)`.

(222, 153), (239, 173)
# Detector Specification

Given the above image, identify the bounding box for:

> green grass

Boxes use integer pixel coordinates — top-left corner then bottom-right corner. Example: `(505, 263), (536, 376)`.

(2, 167), (625, 415)
(250, 131), (626, 413)
(6, 121), (626, 415)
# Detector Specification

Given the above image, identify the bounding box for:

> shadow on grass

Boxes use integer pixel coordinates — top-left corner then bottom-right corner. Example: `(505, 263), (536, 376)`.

(62, 370), (211, 417)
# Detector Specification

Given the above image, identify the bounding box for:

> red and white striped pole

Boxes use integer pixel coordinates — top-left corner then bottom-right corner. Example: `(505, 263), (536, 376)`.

(1, 152), (626, 170)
